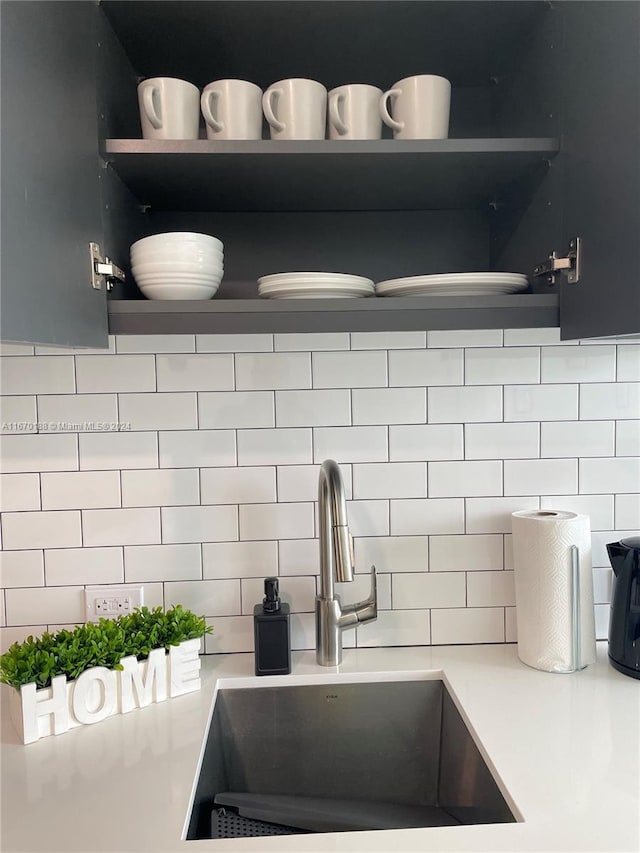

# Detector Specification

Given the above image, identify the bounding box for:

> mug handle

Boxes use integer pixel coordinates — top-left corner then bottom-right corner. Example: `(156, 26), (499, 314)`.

(201, 90), (224, 132)
(142, 85), (163, 130)
(379, 88), (404, 132)
(329, 91), (349, 136)
(263, 88), (286, 132)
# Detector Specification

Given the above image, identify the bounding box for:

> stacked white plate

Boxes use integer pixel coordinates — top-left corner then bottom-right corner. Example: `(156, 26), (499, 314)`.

(131, 232), (224, 300)
(258, 272), (374, 299)
(375, 272), (528, 297)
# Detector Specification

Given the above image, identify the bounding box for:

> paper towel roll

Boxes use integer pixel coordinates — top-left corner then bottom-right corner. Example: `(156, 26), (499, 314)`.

(511, 510), (596, 673)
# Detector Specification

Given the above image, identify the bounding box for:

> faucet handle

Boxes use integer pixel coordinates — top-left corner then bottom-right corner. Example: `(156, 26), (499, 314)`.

(355, 565), (378, 624)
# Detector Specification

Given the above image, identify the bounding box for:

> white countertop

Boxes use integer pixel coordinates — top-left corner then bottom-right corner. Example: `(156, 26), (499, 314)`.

(1, 642), (638, 853)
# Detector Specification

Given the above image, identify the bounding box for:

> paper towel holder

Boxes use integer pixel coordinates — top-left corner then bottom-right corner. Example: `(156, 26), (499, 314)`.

(570, 545), (587, 672)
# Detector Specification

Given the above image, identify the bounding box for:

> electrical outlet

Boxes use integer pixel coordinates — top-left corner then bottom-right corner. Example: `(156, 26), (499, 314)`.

(85, 585), (144, 621)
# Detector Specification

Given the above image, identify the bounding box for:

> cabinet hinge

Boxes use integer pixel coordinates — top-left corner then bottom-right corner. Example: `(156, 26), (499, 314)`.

(90, 242), (125, 291)
(533, 237), (581, 286)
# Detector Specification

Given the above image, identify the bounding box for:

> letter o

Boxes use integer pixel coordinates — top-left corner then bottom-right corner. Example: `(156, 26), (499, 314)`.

(72, 667), (117, 725)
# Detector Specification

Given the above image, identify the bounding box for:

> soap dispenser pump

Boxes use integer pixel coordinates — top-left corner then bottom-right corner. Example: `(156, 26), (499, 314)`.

(253, 577), (291, 676)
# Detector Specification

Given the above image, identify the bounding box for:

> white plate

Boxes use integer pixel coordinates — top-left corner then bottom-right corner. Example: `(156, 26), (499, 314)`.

(138, 283), (219, 300)
(377, 272), (527, 286)
(258, 281), (373, 294)
(258, 272), (372, 286)
(376, 276), (528, 296)
(259, 286), (373, 299)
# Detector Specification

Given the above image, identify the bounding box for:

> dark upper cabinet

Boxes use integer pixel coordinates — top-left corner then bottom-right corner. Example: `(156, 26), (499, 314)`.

(1, 1), (638, 343)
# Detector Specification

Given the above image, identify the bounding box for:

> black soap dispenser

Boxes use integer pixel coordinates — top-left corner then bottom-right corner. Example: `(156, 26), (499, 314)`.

(253, 577), (291, 676)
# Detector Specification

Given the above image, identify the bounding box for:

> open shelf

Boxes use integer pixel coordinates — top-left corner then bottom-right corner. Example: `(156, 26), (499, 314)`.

(104, 138), (559, 212)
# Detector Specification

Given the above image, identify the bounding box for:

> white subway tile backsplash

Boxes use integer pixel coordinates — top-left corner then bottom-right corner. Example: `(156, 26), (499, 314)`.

(503, 328), (564, 346)
(617, 345), (640, 381)
(1, 396), (37, 433)
(465, 496), (539, 534)
(5, 586), (85, 627)
(429, 461), (502, 498)
(429, 534), (503, 572)
(277, 464), (350, 503)
(352, 388), (426, 425)
(593, 567), (613, 605)
(614, 494), (640, 529)
(541, 421), (615, 458)
(428, 386), (502, 423)
(504, 384), (578, 421)
(79, 431), (157, 471)
(390, 499), (465, 535)
(431, 607), (505, 644)
(199, 391), (274, 429)
(159, 430), (235, 468)
(428, 330), (502, 348)
(0, 343), (34, 355)
(389, 425), (464, 461)
(2, 511), (81, 550)
(124, 543), (201, 582)
(540, 495), (614, 531)
(354, 536), (428, 573)
(275, 333), (349, 351)
(275, 390), (351, 427)
(165, 579), (240, 616)
(353, 462), (427, 499)
(357, 609), (430, 647)
(389, 348), (464, 389)
(35, 337), (117, 356)
(75, 355), (155, 393)
(1, 434), (78, 473)
(156, 354), (234, 392)
(1, 356), (75, 395)
(505, 459), (577, 496)
(203, 541), (278, 579)
(45, 547), (123, 586)
(236, 352), (311, 390)
(237, 428), (312, 466)
(161, 505), (237, 544)
(122, 468), (199, 507)
(352, 332), (426, 349)
(345, 500), (389, 536)
(580, 383), (640, 420)
(313, 351), (387, 388)
(239, 503), (314, 541)
(119, 393), (198, 431)
(591, 531), (636, 568)
(241, 575), (316, 614)
(201, 466), (276, 504)
(0, 473), (40, 511)
(594, 604), (610, 641)
(197, 334), (273, 353)
(579, 457), (640, 494)
(465, 347), (539, 385)
(505, 607), (517, 642)
(541, 346), (616, 383)
(278, 539), (319, 576)
(41, 471), (121, 510)
(1, 626), (43, 652)
(37, 394), (118, 432)
(116, 334), (195, 353)
(465, 422), (539, 460)
(0, 551), (44, 587)
(616, 421), (640, 456)
(467, 571), (515, 607)
(290, 613), (319, 651)
(82, 508), (160, 547)
(205, 616), (253, 654)
(314, 426), (388, 463)
(393, 572), (465, 609)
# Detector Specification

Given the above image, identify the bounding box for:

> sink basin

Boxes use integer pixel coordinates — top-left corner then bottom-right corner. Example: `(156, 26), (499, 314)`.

(186, 673), (518, 840)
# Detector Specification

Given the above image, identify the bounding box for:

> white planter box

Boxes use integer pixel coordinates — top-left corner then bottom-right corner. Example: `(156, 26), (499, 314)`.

(7, 638), (202, 745)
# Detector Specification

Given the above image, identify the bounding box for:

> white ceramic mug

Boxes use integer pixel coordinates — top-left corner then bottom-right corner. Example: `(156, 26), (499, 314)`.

(328, 84), (383, 140)
(138, 77), (200, 140)
(379, 74), (451, 139)
(263, 78), (327, 140)
(201, 79), (263, 140)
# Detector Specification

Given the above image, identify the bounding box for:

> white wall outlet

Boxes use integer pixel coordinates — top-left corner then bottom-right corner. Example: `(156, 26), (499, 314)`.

(85, 585), (144, 621)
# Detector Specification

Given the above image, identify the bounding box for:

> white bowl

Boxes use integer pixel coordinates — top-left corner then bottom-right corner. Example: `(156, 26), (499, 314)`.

(131, 243), (223, 257)
(133, 273), (223, 286)
(132, 261), (224, 275)
(138, 282), (219, 300)
(131, 249), (223, 266)
(131, 232), (223, 251)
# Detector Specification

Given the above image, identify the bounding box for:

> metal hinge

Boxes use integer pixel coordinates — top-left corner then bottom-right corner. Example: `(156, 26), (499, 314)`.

(533, 237), (581, 286)
(90, 242), (125, 291)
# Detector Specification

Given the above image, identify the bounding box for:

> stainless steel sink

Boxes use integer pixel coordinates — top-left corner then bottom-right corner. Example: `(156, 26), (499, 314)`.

(186, 675), (517, 840)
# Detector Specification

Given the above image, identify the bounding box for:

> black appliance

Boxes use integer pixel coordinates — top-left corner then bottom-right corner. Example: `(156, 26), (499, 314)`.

(606, 536), (640, 679)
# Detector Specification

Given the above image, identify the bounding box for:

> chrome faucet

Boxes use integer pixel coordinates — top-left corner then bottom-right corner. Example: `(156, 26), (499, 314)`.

(315, 459), (377, 666)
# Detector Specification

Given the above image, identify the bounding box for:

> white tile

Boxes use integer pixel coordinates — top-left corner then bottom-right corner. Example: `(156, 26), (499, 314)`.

(79, 431), (158, 471)
(393, 572), (465, 609)
(0, 396), (37, 433)
(36, 394), (119, 432)
(0, 551), (44, 587)
(579, 457), (640, 494)
(389, 349), (463, 387)
(201, 466), (276, 504)
(352, 332), (426, 349)
(390, 498), (464, 535)
(277, 464), (352, 503)
(352, 388), (426, 425)
(583, 335), (640, 345)
(504, 459), (577, 496)
(428, 386), (502, 423)
(429, 461), (502, 498)
(82, 508), (160, 546)
(161, 505), (238, 544)
(290, 613), (321, 651)
(592, 567), (613, 605)
(465, 347), (539, 385)
(75, 355), (155, 393)
(313, 426), (388, 463)
(5, 586), (84, 626)
(0, 473), (40, 511)
(540, 495), (614, 531)
(465, 422), (539, 460)
(594, 604), (610, 641)
(2, 510), (81, 549)
(428, 329), (503, 348)
(119, 393), (198, 431)
(429, 534), (503, 571)
(276, 389), (351, 427)
(505, 384), (578, 421)
(580, 383), (640, 420)
(236, 352), (311, 390)
(278, 539), (319, 576)
(126, 543), (202, 583)
(197, 334), (273, 353)
(541, 421), (615, 458)
(165, 579), (240, 616)
(239, 503), (314, 541)
(504, 534), (514, 570)
(0, 343), (35, 355)
(346, 500), (389, 536)
(35, 337), (116, 355)
(199, 391), (275, 429)
(0, 434), (78, 473)
(505, 607), (517, 642)
(617, 345), (640, 381)
(354, 536), (428, 573)
(541, 345), (616, 383)
(465, 496), (540, 534)
(116, 334), (195, 353)
(467, 571), (515, 606)
(155, 354), (234, 392)
(503, 328), (567, 347)
(203, 541), (278, 579)
(0, 594), (4, 628)
(1, 626), (44, 652)
(241, 575), (316, 614)
(159, 430), (235, 468)
(431, 607), (505, 644)
(615, 495), (640, 529)
(591, 531), (637, 568)
(352, 462), (426, 499)
(45, 547), (123, 586)
(41, 471), (121, 510)
(337, 572), (391, 610)
(237, 428), (312, 466)
(616, 421), (640, 456)
(204, 615), (253, 653)
(274, 333), (350, 351)
(356, 609), (430, 647)
(121, 468), (199, 507)
(1, 356), (75, 394)
(389, 424), (463, 461)
(312, 351), (387, 388)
